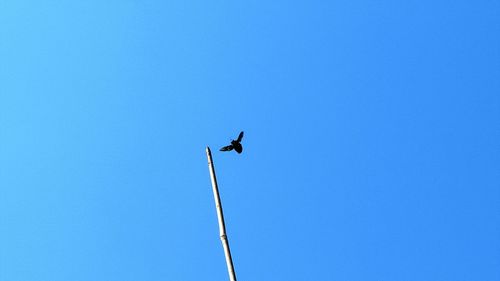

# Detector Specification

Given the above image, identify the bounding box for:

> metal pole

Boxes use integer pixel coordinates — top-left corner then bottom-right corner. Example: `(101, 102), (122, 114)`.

(206, 147), (237, 281)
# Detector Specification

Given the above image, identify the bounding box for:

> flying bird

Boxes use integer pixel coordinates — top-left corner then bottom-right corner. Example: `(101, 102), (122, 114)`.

(220, 131), (244, 154)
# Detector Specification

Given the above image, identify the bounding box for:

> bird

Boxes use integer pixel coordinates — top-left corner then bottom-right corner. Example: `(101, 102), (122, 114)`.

(220, 131), (244, 154)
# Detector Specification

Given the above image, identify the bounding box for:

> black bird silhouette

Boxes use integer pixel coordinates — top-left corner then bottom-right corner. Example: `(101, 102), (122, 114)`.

(220, 131), (244, 154)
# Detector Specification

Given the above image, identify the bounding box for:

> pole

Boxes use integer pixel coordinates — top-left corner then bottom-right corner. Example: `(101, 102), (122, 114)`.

(206, 147), (237, 281)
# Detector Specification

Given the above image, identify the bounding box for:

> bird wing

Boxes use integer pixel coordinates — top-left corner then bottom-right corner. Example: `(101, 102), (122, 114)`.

(236, 131), (244, 142)
(220, 145), (234, 152)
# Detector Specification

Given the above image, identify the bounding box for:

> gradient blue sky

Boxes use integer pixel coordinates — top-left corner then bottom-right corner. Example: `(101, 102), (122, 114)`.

(1, 1), (499, 280)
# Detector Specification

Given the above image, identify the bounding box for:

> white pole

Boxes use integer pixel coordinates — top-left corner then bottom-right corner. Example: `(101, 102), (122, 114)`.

(206, 147), (237, 281)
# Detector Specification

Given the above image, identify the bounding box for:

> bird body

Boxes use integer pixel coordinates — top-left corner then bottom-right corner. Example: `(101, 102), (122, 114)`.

(220, 131), (244, 154)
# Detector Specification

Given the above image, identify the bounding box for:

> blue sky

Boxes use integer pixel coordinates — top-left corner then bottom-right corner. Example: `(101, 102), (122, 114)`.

(1, 1), (499, 280)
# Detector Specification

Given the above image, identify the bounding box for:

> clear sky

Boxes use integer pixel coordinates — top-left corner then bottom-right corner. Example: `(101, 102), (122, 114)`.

(1, 1), (499, 280)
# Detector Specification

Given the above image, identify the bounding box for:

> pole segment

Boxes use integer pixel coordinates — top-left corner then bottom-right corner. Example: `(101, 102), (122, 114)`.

(206, 147), (237, 281)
